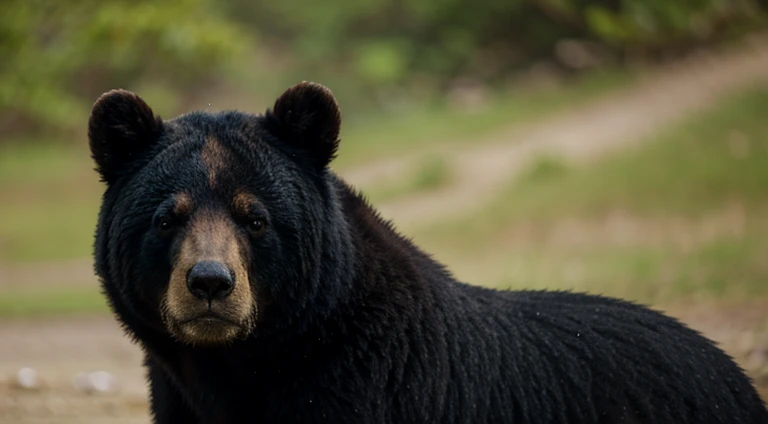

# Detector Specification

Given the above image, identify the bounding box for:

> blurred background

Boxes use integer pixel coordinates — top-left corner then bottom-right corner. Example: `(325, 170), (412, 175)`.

(1, 0), (768, 422)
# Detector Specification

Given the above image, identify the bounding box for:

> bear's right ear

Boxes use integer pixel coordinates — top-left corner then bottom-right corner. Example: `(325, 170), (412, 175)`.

(265, 81), (341, 170)
(88, 89), (163, 184)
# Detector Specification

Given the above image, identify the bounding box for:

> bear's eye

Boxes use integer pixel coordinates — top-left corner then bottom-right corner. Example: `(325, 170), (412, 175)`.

(247, 218), (267, 236)
(157, 217), (174, 232)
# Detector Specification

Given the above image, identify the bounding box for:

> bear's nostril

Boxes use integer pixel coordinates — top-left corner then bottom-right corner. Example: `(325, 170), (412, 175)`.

(186, 261), (235, 301)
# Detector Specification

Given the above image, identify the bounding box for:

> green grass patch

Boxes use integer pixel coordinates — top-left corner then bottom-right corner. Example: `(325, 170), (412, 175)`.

(0, 286), (109, 318)
(412, 84), (768, 303)
(0, 148), (101, 262)
(0, 140), (103, 262)
(364, 156), (452, 204)
(516, 155), (571, 184)
(0, 141), (93, 184)
(0, 197), (100, 262)
(470, 228), (768, 303)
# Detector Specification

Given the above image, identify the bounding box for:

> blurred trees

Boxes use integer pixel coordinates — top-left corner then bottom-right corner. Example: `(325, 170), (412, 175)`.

(232, 0), (764, 87)
(0, 0), (765, 139)
(0, 0), (249, 137)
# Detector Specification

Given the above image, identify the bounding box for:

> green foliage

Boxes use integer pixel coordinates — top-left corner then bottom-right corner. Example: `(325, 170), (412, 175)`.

(582, 0), (762, 45)
(0, 0), (250, 133)
(0, 0), (765, 141)
(227, 0), (766, 99)
(354, 40), (411, 84)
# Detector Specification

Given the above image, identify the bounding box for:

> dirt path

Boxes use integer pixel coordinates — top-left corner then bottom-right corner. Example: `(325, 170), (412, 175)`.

(340, 33), (768, 231)
(0, 303), (765, 423)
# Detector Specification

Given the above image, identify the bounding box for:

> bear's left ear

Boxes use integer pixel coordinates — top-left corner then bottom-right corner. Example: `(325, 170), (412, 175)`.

(266, 81), (341, 169)
(88, 89), (163, 184)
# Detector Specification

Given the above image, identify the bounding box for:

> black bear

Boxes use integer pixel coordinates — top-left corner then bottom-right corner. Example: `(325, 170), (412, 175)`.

(88, 82), (768, 423)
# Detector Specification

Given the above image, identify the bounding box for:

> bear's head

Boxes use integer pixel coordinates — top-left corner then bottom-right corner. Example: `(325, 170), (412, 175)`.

(89, 82), (355, 347)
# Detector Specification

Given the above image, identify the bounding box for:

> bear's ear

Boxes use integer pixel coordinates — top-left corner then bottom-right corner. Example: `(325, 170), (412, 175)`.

(88, 89), (163, 184)
(266, 81), (341, 169)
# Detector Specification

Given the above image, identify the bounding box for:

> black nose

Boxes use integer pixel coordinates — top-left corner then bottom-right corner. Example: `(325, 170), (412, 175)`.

(186, 261), (234, 301)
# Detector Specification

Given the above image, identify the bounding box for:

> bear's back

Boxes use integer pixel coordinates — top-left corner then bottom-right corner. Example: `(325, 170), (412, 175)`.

(432, 285), (768, 423)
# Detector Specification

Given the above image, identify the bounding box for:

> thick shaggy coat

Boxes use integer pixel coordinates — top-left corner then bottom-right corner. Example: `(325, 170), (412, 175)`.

(88, 82), (768, 423)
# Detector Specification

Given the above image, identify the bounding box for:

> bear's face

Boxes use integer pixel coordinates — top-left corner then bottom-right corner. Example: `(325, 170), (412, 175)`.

(89, 83), (345, 346)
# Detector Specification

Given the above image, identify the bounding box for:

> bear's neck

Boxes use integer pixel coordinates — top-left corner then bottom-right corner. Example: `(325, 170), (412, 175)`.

(333, 174), (452, 304)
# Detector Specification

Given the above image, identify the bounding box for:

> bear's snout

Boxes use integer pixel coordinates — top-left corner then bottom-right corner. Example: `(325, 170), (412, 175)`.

(186, 261), (235, 301)
(160, 205), (257, 346)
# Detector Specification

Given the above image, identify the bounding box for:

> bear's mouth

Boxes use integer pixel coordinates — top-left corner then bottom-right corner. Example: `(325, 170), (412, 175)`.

(167, 311), (251, 346)
(177, 312), (241, 327)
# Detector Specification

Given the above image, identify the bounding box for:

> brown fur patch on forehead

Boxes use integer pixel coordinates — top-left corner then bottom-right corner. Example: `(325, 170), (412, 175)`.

(173, 192), (193, 216)
(201, 136), (230, 188)
(184, 211), (237, 259)
(232, 191), (259, 215)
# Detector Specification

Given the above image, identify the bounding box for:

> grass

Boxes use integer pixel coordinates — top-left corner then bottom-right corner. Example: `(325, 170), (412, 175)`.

(412, 85), (768, 304)
(0, 286), (109, 318)
(440, 224), (768, 301)
(364, 155), (453, 204)
(0, 141), (101, 262)
(0, 141), (90, 184)
(0, 196), (100, 262)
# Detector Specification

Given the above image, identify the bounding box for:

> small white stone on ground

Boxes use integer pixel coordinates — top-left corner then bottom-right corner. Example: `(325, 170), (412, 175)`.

(90, 370), (117, 393)
(73, 372), (91, 392)
(73, 371), (118, 394)
(15, 367), (39, 390)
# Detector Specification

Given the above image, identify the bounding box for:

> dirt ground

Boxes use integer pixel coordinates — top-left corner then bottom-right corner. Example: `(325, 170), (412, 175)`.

(0, 302), (766, 423)
(0, 317), (147, 423)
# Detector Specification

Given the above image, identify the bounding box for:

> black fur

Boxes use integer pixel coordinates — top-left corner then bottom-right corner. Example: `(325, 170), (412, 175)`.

(264, 81), (342, 170)
(89, 83), (768, 423)
(89, 89), (164, 184)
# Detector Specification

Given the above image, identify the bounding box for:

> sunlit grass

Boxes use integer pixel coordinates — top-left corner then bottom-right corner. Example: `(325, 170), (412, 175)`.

(364, 155), (453, 204)
(0, 286), (108, 317)
(0, 151), (101, 262)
